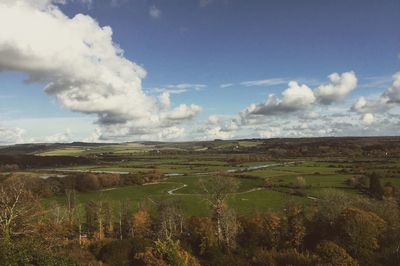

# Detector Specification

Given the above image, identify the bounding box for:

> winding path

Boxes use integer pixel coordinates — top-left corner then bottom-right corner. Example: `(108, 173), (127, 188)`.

(167, 183), (188, 195)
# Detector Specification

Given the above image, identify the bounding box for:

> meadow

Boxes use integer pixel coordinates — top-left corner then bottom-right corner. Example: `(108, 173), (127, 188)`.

(36, 142), (374, 216)
(2, 138), (399, 217)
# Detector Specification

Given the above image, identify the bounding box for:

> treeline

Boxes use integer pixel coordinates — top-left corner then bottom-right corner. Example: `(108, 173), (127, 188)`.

(0, 176), (399, 265)
(0, 170), (165, 198)
(0, 155), (95, 169)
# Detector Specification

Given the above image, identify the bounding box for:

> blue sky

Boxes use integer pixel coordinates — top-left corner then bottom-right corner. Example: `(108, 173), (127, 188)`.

(0, 0), (399, 143)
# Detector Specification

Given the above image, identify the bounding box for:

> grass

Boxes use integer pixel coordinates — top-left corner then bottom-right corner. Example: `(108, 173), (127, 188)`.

(39, 154), (392, 217)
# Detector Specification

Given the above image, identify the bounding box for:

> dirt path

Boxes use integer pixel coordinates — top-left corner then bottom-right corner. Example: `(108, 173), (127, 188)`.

(167, 183), (188, 195)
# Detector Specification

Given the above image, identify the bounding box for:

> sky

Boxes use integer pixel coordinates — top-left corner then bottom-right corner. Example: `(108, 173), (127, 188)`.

(0, 0), (399, 143)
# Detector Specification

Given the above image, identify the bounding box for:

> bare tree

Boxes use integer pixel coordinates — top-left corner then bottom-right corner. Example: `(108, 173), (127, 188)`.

(156, 199), (185, 240)
(0, 180), (41, 243)
(220, 207), (239, 250)
(199, 175), (239, 245)
(65, 189), (78, 226)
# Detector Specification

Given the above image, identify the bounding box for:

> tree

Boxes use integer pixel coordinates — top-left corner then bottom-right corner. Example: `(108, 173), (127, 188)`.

(187, 216), (219, 256)
(295, 176), (307, 189)
(306, 190), (351, 247)
(199, 175), (239, 245)
(76, 174), (100, 192)
(136, 238), (200, 266)
(252, 248), (319, 266)
(219, 207), (239, 251)
(0, 180), (41, 243)
(281, 204), (306, 250)
(315, 241), (358, 266)
(84, 199), (113, 240)
(156, 200), (185, 241)
(117, 199), (131, 240)
(65, 189), (78, 226)
(132, 209), (151, 239)
(369, 172), (384, 199)
(239, 212), (281, 250)
(335, 207), (386, 265)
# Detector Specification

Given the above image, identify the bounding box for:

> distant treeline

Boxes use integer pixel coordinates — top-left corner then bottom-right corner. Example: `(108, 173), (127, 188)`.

(1, 170), (165, 198)
(0, 155), (95, 169)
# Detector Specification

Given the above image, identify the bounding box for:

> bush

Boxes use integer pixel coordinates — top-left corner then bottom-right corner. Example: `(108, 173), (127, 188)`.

(315, 241), (358, 266)
(0, 241), (81, 266)
(98, 240), (134, 266)
(252, 248), (319, 266)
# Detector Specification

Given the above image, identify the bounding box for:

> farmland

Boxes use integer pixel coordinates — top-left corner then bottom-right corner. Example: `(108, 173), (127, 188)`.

(2, 137), (399, 216)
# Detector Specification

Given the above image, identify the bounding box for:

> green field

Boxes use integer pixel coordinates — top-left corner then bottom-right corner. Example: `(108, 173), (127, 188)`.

(44, 159), (365, 216)
(16, 141), (396, 217)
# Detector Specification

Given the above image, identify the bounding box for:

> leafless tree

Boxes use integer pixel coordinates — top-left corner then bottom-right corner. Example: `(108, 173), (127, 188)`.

(199, 175), (239, 245)
(157, 200), (185, 240)
(0, 180), (41, 243)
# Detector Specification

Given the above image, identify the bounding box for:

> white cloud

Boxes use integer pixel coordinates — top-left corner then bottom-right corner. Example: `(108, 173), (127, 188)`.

(0, 1), (201, 141)
(205, 126), (235, 140)
(351, 96), (390, 113)
(241, 81), (315, 117)
(45, 129), (72, 143)
(352, 72), (400, 114)
(314, 71), (357, 104)
(258, 127), (282, 139)
(149, 83), (206, 94)
(382, 72), (400, 103)
(359, 75), (393, 89)
(163, 104), (202, 121)
(149, 5), (161, 19)
(361, 113), (374, 126)
(159, 91), (171, 109)
(240, 78), (287, 87)
(207, 115), (220, 124)
(0, 126), (28, 144)
(239, 71), (357, 124)
(220, 83), (234, 88)
(83, 128), (102, 143)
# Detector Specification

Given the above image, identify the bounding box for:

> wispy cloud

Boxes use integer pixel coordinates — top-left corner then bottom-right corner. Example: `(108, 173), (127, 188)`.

(220, 83), (234, 88)
(199, 0), (213, 8)
(146, 83), (206, 95)
(359, 75), (393, 89)
(240, 78), (288, 87)
(149, 5), (161, 19)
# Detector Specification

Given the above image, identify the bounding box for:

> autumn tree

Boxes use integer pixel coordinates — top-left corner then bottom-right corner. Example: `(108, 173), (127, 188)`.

(315, 240), (358, 266)
(281, 204), (306, 250)
(132, 208), (151, 239)
(187, 216), (219, 256)
(239, 212), (281, 251)
(335, 207), (386, 265)
(136, 238), (200, 266)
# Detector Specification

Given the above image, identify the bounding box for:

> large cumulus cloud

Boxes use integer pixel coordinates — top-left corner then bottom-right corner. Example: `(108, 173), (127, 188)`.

(314, 71), (357, 104)
(240, 71), (356, 120)
(352, 72), (400, 114)
(0, 0), (201, 140)
(240, 81), (316, 117)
